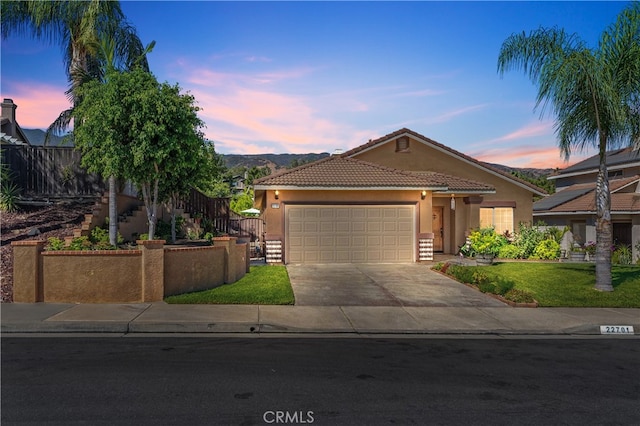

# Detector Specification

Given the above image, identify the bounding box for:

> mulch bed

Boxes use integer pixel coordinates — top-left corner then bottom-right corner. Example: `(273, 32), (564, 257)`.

(1, 201), (95, 303)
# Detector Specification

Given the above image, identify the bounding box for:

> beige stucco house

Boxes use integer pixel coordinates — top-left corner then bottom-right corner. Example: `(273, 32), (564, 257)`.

(254, 128), (546, 264)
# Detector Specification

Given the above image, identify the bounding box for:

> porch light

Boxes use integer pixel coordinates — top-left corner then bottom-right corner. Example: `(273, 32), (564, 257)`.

(275, 190), (279, 200)
(421, 190), (427, 200)
(450, 194), (456, 210)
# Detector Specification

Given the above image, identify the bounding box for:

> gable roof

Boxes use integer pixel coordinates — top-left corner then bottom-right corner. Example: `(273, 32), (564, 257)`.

(534, 175), (640, 214)
(254, 155), (495, 193)
(549, 147), (640, 180)
(343, 128), (547, 196)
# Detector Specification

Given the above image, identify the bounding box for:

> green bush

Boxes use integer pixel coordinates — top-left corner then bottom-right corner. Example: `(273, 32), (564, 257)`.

(432, 262), (445, 272)
(494, 277), (516, 296)
(68, 236), (92, 251)
(532, 239), (561, 260)
(503, 289), (535, 304)
(90, 226), (123, 247)
(46, 237), (66, 251)
(446, 265), (475, 284)
(469, 228), (507, 257)
(498, 244), (522, 259)
(514, 222), (546, 259)
(612, 245), (633, 265)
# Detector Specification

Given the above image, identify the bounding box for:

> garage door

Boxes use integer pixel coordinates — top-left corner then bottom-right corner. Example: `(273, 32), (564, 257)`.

(286, 205), (415, 263)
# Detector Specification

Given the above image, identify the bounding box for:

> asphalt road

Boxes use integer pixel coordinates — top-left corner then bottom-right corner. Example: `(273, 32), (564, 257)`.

(2, 336), (639, 425)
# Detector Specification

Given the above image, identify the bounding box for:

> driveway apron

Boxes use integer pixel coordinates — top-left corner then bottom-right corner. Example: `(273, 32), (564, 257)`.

(286, 263), (506, 307)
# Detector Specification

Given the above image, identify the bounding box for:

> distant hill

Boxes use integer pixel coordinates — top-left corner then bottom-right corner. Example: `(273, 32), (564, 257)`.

(23, 129), (70, 147)
(482, 162), (555, 179)
(222, 153), (330, 171)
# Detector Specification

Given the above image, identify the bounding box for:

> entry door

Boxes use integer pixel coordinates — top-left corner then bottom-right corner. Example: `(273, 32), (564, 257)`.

(432, 207), (443, 252)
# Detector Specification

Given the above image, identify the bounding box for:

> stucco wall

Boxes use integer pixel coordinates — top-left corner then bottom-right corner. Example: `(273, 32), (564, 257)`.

(352, 136), (536, 226)
(13, 239), (249, 303)
(42, 251), (142, 303)
(164, 246), (226, 296)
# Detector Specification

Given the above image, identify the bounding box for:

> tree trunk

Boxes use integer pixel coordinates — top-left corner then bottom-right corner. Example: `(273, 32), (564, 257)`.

(141, 178), (160, 241)
(108, 175), (118, 246)
(594, 143), (613, 292)
(170, 193), (177, 244)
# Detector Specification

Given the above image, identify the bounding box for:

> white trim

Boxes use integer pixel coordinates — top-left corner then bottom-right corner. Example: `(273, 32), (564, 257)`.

(255, 185), (447, 191)
(350, 131), (547, 196)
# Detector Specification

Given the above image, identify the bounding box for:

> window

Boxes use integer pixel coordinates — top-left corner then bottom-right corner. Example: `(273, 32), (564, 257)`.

(480, 207), (513, 235)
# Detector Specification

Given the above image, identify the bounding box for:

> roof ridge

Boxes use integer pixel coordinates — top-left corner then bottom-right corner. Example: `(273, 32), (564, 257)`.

(343, 128), (547, 195)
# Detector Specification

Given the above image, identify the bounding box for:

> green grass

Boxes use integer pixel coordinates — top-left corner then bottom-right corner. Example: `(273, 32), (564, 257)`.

(165, 265), (295, 305)
(467, 262), (640, 307)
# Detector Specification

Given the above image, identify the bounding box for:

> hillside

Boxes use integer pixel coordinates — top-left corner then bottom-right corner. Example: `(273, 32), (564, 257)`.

(22, 129), (69, 147)
(223, 153), (330, 171)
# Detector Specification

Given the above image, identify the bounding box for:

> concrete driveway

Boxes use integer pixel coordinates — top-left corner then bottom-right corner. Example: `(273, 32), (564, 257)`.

(286, 263), (507, 307)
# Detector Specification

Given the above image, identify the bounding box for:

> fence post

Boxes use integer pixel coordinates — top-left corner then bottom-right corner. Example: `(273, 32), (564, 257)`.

(11, 240), (47, 302)
(138, 240), (165, 302)
(213, 236), (238, 283)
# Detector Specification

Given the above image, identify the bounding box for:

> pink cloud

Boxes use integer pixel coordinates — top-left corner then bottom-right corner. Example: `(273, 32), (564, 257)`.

(2, 82), (70, 129)
(471, 145), (592, 169)
(492, 120), (554, 143)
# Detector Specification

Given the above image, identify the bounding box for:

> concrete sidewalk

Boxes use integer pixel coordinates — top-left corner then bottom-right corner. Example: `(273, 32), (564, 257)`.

(2, 302), (639, 336)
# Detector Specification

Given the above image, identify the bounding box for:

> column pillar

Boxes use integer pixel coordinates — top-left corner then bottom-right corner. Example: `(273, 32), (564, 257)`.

(11, 240), (46, 302)
(138, 240), (165, 302)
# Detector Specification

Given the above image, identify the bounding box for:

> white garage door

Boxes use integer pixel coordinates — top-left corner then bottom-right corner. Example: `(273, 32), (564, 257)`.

(286, 205), (415, 263)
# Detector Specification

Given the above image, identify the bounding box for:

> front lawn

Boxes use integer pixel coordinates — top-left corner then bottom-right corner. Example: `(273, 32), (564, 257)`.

(450, 262), (640, 308)
(165, 265), (295, 305)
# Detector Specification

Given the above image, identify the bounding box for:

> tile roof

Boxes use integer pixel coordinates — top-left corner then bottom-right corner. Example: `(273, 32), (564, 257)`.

(343, 128), (548, 195)
(254, 155), (494, 192)
(534, 175), (640, 213)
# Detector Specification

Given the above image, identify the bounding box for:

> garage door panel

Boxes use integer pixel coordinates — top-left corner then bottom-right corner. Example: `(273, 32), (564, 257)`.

(287, 205), (414, 263)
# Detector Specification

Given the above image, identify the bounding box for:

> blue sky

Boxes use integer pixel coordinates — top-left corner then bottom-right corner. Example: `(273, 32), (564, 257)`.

(0, 1), (631, 168)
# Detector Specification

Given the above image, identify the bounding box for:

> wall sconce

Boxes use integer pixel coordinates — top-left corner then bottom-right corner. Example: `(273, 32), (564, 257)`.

(421, 190), (427, 200)
(450, 194), (456, 210)
(274, 190), (279, 200)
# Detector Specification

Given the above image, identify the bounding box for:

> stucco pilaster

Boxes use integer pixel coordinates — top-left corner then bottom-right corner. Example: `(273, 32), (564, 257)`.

(213, 237), (238, 283)
(138, 240), (165, 302)
(11, 240), (46, 302)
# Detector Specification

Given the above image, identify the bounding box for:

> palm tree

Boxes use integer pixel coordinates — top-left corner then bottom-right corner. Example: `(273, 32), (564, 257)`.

(2, 0), (153, 246)
(497, 3), (640, 292)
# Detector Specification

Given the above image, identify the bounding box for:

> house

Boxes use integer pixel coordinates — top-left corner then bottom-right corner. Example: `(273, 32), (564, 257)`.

(1, 99), (31, 145)
(254, 128), (546, 263)
(533, 147), (640, 260)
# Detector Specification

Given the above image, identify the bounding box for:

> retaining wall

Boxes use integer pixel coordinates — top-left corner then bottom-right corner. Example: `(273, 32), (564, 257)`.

(12, 237), (249, 303)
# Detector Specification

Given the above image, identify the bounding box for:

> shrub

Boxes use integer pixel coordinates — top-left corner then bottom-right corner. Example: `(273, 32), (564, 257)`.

(532, 239), (561, 260)
(494, 277), (516, 296)
(612, 245), (633, 265)
(513, 222), (546, 259)
(469, 228), (507, 257)
(0, 182), (20, 213)
(90, 226), (123, 246)
(432, 262), (445, 272)
(68, 236), (92, 251)
(503, 289), (535, 304)
(46, 237), (66, 251)
(445, 265), (475, 284)
(498, 244), (522, 259)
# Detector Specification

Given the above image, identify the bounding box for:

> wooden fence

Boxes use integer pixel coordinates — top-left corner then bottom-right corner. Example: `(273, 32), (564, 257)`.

(181, 187), (231, 235)
(1, 145), (105, 197)
(229, 212), (264, 242)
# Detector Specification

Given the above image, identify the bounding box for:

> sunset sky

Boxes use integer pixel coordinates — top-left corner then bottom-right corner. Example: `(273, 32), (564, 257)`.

(1, 1), (630, 169)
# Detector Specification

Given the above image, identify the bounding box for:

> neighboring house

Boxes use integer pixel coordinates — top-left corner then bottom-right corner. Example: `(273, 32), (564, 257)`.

(254, 128), (546, 264)
(1, 98), (31, 145)
(533, 147), (640, 260)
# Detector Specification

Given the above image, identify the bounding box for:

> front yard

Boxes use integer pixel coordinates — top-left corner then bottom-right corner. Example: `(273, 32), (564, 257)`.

(438, 262), (640, 308)
(165, 265), (295, 305)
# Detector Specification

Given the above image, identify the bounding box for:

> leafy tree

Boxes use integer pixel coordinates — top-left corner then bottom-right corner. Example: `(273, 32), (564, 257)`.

(498, 3), (640, 291)
(1, 0), (151, 140)
(230, 190), (255, 214)
(3, 0), (153, 245)
(73, 68), (207, 240)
